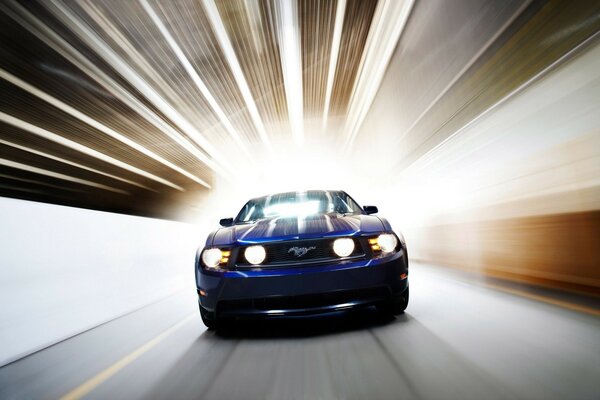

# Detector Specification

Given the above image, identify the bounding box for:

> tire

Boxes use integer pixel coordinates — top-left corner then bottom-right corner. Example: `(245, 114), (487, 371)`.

(199, 304), (219, 330)
(377, 287), (409, 315)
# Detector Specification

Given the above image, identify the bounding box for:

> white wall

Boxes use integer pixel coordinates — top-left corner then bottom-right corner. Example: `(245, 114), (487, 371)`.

(0, 198), (201, 366)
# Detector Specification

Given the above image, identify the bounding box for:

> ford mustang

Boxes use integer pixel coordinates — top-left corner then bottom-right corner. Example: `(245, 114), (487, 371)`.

(195, 190), (409, 329)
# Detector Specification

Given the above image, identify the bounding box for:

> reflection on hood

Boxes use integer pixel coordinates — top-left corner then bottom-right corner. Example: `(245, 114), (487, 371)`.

(212, 213), (385, 246)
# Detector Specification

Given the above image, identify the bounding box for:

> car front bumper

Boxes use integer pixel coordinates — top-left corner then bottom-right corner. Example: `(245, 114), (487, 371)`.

(197, 249), (408, 318)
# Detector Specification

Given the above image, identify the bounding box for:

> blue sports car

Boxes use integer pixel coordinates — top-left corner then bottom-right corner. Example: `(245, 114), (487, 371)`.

(195, 190), (409, 329)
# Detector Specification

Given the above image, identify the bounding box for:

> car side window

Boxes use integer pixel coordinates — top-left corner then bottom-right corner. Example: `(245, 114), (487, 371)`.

(332, 195), (353, 213)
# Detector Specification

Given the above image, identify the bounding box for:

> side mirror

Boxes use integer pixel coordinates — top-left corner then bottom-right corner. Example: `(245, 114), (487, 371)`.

(219, 217), (234, 227)
(363, 205), (378, 215)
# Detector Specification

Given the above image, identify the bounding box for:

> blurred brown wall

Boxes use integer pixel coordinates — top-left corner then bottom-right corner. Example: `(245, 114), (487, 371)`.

(410, 211), (600, 295)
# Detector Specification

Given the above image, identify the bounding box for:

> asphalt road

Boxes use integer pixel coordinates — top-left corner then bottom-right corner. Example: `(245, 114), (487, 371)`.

(1, 264), (598, 400)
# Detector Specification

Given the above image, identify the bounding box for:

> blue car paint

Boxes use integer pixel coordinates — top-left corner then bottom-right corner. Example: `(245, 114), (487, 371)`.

(210, 214), (386, 246)
(198, 252), (408, 317)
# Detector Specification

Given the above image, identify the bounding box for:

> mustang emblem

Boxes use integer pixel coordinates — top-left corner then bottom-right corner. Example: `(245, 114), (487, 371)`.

(288, 246), (317, 257)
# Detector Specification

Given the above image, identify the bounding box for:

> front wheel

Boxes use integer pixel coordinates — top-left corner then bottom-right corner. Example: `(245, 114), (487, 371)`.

(377, 287), (409, 315)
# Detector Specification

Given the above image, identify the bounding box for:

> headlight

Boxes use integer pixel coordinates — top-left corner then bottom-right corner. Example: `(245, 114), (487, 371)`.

(202, 248), (225, 269)
(245, 245), (266, 265)
(333, 238), (355, 257)
(377, 233), (398, 253)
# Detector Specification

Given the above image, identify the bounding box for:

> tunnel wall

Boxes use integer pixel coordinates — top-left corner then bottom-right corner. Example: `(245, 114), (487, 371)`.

(408, 211), (600, 294)
(0, 198), (199, 366)
(398, 41), (600, 295)
(355, 1), (600, 296)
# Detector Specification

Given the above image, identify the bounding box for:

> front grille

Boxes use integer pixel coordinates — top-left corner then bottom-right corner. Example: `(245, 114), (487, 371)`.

(252, 287), (387, 310)
(218, 287), (389, 313)
(235, 237), (364, 267)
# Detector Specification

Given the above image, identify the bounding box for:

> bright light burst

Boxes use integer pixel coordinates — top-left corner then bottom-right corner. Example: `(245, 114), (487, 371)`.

(264, 200), (320, 218)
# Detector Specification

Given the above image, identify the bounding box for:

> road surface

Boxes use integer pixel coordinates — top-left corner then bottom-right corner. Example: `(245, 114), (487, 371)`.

(1, 264), (598, 400)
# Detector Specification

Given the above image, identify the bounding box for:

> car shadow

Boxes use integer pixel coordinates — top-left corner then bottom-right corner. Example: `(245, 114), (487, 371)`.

(214, 307), (407, 339)
(144, 309), (410, 399)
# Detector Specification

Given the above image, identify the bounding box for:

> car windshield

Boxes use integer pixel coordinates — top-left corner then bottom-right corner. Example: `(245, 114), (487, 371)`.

(235, 191), (363, 223)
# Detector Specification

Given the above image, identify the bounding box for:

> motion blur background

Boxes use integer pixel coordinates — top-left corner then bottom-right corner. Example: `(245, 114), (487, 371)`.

(0, 0), (599, 399)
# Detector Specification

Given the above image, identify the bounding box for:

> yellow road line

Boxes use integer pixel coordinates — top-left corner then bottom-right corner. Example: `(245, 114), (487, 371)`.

(60, 313), (195, 400)
(484, 283), (600, 317)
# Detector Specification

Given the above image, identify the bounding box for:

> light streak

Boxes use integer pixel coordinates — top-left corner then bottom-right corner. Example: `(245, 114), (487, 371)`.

(141, 0), (253, 160)
(342, 0), (414, 152)
(0, 1), (225, 183)
(0, 158), (130, 195)
(0, 69), (202, 190)
(0, 112), (183, 191)
(277, 0), (304, 145)
(203, 0), (272, 151)
(322, 0), (346, 131)
(45, 0), (235, 178)
(0, 139), (154, 191)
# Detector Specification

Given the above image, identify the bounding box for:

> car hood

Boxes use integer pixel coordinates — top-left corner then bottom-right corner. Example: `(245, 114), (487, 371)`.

(211, 214), (385, 246)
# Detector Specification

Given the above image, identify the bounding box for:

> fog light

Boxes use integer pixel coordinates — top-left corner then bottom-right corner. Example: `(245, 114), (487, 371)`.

(245, 245), (266, 265)
(333, 238), (355, 257)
